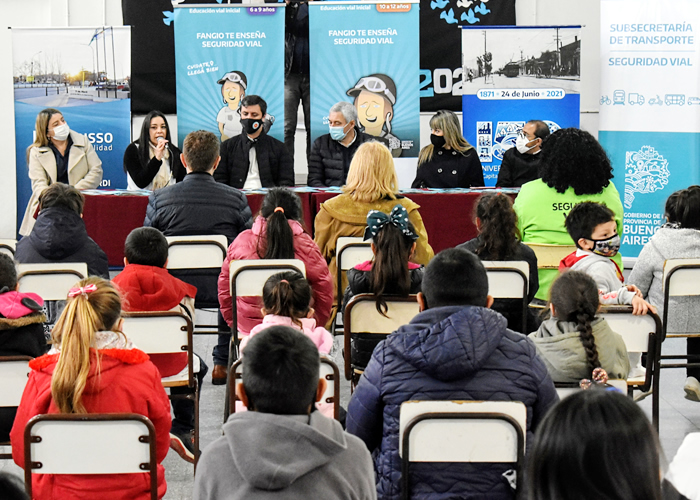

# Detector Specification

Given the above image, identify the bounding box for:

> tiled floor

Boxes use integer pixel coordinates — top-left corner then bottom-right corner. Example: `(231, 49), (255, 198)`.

(2, 322), (698, 498)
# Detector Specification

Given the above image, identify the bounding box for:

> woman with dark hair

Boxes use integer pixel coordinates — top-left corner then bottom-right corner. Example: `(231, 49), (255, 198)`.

(527, 390), (663, 500)
(216, 188), (333, 371)
(412, 109), (484, 188)
(629, 185), (700, 401)
(123, 111), (185, 190)
(458, 192), (539, 332)
(529, 271), (629, 382)
(514, 128), (624, 301)
(342, 205), (424, 371)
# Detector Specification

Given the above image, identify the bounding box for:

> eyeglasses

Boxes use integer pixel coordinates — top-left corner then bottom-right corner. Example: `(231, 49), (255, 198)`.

(218, 72), (247, 90)
(518, 130), (535, 140)
(352, 76), (396, 105)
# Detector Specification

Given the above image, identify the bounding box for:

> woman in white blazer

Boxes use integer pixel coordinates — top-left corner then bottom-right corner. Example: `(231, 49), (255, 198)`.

(20, 108), (103, 236)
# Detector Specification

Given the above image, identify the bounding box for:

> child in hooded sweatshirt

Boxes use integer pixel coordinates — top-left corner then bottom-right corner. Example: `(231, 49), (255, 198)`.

(560, 202), (654, 315)
(0, 253), (48, 442)
(529, 270), (629, 383)
(112, 227), (208, 464)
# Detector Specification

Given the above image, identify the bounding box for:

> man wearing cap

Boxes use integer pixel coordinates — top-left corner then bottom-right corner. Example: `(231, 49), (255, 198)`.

(347, 73), (402, 157)
(307, 101), (388, 187)
(216, 95), (295, 189)
(216, 71), (247, 142)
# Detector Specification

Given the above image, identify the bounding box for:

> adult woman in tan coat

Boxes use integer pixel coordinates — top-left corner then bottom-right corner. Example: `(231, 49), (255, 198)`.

(314, 141), (433, 325)
(20, 108), (102, 236)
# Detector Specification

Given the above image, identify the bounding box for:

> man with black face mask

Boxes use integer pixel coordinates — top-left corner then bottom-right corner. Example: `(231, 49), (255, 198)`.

(217, 95), (295, 189)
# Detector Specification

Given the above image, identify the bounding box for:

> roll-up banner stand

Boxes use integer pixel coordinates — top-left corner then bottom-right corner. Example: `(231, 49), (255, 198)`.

(11, 26), (131, 233)
(173, 4), (286, 146)
(309, 0), (420, 188)
(461, 26), (581, 186)
(599, 0), (699, 258)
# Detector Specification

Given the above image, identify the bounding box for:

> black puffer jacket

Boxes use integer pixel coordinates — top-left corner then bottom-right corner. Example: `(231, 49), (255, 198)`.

(15, 207), (109, 278)
(307, 130), (386, 187)
(144, 172), (253, 307)
(216, 132), (294, 189)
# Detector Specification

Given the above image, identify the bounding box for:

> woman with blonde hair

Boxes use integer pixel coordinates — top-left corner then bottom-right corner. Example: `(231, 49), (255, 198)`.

(412, 109), (484, 188)
(314, 141), (433, 325)
(10, 277), (171, 500)
(20, 108), (103, 236)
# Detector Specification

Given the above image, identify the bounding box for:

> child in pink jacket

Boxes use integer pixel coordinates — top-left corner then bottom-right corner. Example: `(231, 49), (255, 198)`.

(216, 188), (333, 374)
(238, 272), (334, 418)
(242, 271), (333, 354)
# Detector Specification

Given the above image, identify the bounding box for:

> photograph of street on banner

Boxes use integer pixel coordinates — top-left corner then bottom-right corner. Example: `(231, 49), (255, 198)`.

(13, 27), (131, 106)
(462, 27), (580, 95)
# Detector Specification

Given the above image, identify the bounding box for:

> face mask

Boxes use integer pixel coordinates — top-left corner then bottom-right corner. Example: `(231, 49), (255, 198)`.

(430, 133), (446, 148)
(590, 234), (621, 257)
(330, 124), (349, 141)
(51, 123), (70, 141)
(241, 118), (264, 136)
(515, 133), (538, 154)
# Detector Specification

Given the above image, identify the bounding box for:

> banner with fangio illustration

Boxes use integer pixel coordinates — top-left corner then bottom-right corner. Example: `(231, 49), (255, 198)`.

(174, 5), (285, 145)
(309, 0), (420, 158)
(461, 26), (581, 186)
(599, 0), (700, 258)
(12, 27), (131, 234)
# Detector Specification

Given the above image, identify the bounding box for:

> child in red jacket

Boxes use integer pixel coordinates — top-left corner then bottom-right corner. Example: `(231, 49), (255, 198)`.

(112, 227), (208, 464)
(11, 277), (171, 500)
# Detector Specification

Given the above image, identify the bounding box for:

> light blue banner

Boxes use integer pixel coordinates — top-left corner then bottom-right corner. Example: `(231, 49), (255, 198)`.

(461, 26), (581, 185)
(12, 27), (131, 235)
(309, 1), (420, 157)
(174, 5), (285, 145)
(599, 0), (700, 258)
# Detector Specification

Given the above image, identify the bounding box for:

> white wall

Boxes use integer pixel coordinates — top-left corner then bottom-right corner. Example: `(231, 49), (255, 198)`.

(2, 0), (602, 236)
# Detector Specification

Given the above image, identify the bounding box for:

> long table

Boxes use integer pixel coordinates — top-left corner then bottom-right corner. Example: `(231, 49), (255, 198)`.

(82, 188), (517, 267)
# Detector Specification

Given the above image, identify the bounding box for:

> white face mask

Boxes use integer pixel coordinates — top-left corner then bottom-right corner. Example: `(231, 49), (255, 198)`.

(51, 123), (71, 141)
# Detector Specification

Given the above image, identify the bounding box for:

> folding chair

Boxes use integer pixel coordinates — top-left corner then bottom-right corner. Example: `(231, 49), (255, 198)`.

(0, 239), (16, 257)
(0, 356), (32, 459)
(227, 355), (341, 421)
(23, 413), (158, 499)
(523, 243), (576, 270)
(120, 311), (200, 466)
(599, 305), (661, 430)
(399, 400), (526, 500)
(165, 235), (228, 335)
(226, 259), (306, 417)
(343, 293), (420, 388)
(482, 260), (529, 332)
(16, 263), (88, 300)
(334, 237), (373, 333)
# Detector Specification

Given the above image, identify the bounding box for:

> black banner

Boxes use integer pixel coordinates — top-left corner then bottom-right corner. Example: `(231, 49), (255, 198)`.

(419, 0), (515, 112)
(122, 0), (221, 114)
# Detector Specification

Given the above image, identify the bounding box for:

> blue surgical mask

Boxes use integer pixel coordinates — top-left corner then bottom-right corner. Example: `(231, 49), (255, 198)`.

(330, 124), (349, 141)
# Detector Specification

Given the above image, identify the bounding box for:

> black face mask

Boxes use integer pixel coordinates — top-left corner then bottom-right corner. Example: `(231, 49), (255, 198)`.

(241, 118), (264, 136)
(430, 133), (446, 148)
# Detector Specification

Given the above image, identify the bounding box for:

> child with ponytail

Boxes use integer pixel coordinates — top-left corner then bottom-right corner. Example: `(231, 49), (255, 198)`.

(10, 277), (171, 500)
(528, 270), (630, 383)
(216, 188), (333, 382)
(342, 204), (424, 371)
(242, 271), (333, 354)
(459, 191), (539, 333)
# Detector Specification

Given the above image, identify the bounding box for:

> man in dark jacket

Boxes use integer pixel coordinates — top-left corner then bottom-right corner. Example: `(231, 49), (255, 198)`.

(496, 120), (550, 187)
(144, 130), (253, 385)
(307, 101), (387, 187)
(144, 130), (253, 244)
(16, 183), (109, 278)
(346, 248), (558, 500)
(216, 95), (295, 189)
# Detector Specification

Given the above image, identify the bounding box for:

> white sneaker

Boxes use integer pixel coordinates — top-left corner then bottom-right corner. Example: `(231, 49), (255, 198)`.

(683, 376), (700, 402)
